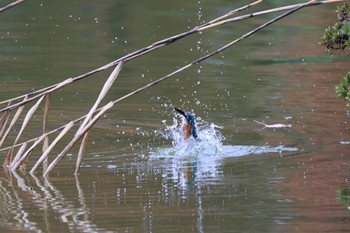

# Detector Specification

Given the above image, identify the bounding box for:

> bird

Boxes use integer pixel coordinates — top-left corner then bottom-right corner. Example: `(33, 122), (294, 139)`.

(174, 107), (198, 139)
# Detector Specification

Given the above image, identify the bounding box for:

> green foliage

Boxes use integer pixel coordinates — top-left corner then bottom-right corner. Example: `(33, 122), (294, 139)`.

(337, 188), (350, 215)
(336, 72), (350, 106)
(323, 3), (350, 107)
(321, 2), (350, 53)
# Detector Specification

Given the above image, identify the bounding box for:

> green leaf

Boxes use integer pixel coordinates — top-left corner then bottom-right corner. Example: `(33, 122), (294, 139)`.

(341, 22), (350, 34)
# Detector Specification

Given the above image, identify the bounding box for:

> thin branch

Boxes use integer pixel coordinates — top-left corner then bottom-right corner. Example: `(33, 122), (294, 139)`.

(75, 132), (89, 175)
(198, 0), (343, 31)
(13, 95), (45, 147)
(205, 0), (264, 25)
(105, 0), (321, 109)
(0, 78), (73, 113)
(4, 95), (45, 166)
(43, 94), (50, 134)
(30, 121), (75, 175)
(9, 142), (27, 168)
(41, 0), (316, 175)
(10, 134), (47, 171)
(42, 94), (50, 161)
(0, 111), (10, 138)
(0, 95), (28, 148)
(0, 0), (343, 175)
(43, 102), (114, 176)
(0, 0), (26, 13)
(0, 0), (342, 157)
(1, 0), (341, 113)
(77, 62), (123, 134)
(0, 113), (84, 153)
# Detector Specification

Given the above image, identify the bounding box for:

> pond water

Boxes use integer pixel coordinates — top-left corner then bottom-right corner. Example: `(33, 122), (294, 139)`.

(1, 0), (350, 232)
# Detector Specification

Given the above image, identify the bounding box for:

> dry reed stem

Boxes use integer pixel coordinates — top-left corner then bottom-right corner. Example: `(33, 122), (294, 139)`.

(0, 95), (28, 149)
(0, 112), (4, 120)
(4, 148), (14, 167)
(13, 95), (44, 147)
(42, 94), (50, 167)
(10, 134), (47, 171)
(1, 1), (341, 114)
(0, 87), (47, 106)
(0, 114), (84, 153)
(0, 111), (10, 138)
(205, 0), (264, 25)
(30, 121), (75, 175)
(42, 136), (49, 171)
(9, 142), (27, 168)
(75, 132), (89, 175)
(42, 136), (49, 168)
(0, 1), (260, 107)
(6, 95), (45, 169)
(1, 1), (338, 143)
(44, 102), (113, 176)
(0, 0), (343, 174)
(105, 1), (319, 110)
(4, 96), (44, 166)
(0, 0), (26, 13)
(0, 78), (72, 114)
(43, 94), (50, 134)
(198, 0), (342, 31)
(0, 62), (123, 157)
(74, 62), (122, 173)
(78, 62), (123, 134)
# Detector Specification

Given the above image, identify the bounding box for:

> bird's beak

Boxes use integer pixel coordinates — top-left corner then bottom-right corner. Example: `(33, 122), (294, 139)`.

(174, 107), (186, 117)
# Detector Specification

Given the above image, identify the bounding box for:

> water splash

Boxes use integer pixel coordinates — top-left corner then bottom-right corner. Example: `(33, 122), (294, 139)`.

(154, 117), (223, 157)
(149, 115), (298, 190)
(152, 116), (297, 159)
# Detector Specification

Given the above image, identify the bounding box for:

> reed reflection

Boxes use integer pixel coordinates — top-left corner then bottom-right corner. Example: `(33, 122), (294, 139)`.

(0, 170), (110, 233)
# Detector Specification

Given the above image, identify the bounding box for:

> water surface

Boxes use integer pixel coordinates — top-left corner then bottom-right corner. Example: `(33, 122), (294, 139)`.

(1, 0), (350, 232)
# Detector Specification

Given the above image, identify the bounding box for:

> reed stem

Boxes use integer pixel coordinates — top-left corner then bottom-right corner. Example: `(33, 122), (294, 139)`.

(0, 0), (26, 13)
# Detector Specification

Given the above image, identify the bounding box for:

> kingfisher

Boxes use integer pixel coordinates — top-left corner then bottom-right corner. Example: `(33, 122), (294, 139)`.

(174, 107), (198, 139)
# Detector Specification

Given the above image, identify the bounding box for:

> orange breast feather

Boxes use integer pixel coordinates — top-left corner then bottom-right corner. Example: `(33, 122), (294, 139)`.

(183, 123), (192, 139)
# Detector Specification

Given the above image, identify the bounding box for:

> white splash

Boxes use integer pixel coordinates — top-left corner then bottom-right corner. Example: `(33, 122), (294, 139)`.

(156, 117), (223, 156)
(149, 116), (298, 190)
(152, 116), (297, 160)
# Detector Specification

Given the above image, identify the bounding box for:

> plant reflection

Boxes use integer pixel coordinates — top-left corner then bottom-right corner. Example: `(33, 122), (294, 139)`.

(0, 143), (297, 232)
(0, 170), (109, 233)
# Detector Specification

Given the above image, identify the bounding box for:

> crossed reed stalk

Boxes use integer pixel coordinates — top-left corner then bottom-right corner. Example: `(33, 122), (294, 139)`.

(0, 0), (344, 176)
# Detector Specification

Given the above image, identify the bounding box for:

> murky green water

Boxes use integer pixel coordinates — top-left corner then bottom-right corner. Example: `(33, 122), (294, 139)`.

(1, 1), (350, 232)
